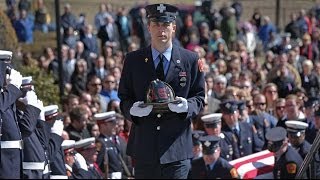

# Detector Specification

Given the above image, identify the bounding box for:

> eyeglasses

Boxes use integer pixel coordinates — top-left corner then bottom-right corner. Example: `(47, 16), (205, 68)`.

(247, 104), (253, 109)
(254, 102), (266, 106)
(267, 90), (277, 94)
(105, 80), (115, 84)
(276, 106), (285, 110)
(91, 83), (101, 86)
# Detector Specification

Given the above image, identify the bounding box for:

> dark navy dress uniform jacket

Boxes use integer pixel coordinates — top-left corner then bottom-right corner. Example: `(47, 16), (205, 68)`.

(0, 85), (40, 178)
(118, 45), (205, 164)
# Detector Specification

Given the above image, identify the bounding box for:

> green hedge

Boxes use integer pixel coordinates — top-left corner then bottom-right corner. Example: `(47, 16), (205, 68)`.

(0, 8), (60, 106)
(18, 65), (61, 107)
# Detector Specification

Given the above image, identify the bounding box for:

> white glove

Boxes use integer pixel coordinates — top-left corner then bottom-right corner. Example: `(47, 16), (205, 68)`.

(129, 101), (153, 117)
(19, 91), (39, 106)
(168, 97), (188, 113)
(37, 100), (45, 121)
(74, 153), (88, 171)
(7, 69), (22, 88)
(51, 120), (64, 136)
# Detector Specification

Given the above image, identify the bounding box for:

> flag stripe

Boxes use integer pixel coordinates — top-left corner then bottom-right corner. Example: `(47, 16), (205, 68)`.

(229, 150), (275, 179)
(230, 152), (274, 169)
(243, 164), (274, 179)
(229, 150), (272, 164)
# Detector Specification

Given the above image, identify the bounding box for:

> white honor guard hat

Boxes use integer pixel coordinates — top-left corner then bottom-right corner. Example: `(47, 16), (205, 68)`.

(62, 140), (76, 154)
(94, 111), (117, 124)
(0, 50), (12, 61)
(21, 76), (33, 86)
(285, 120), (308, 137)
(44, 105), (61, 121)
(75, 137), (96, 151)
(201, 113), (222, 128)
(201, 113), (222, 124)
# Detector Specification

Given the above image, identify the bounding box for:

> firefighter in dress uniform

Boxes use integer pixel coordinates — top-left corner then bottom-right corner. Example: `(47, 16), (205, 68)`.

(266, 127), (307, 179)
(189, 135), (239, 179)
(201, 113), (240, 161)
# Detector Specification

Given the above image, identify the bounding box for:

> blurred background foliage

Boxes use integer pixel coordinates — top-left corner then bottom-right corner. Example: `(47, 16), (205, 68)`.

(0, 7), (60, 106)
(0, 7), (18, 52)
(18, 65), (60, 106)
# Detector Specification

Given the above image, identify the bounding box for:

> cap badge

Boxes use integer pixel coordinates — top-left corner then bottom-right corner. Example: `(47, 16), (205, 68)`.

(225, 103), (231, 109)
(297, 132), (301, 137)
(204, 141), (211, 147)
(194, 133), (200, 139)
(145, 58), (148, 62)
(157, 4), (166, 13)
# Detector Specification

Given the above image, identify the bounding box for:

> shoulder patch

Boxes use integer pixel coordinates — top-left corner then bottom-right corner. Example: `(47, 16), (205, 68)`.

(286, 163), (297, 174)
(230, 168), (239, 178)
(198, 59), (204, 72)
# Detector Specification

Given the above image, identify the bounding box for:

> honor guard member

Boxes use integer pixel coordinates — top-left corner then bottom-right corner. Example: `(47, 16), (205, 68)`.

(285, 120), (320, 179)
(192, 130), (205, 160)
(201, 113), (240, 161)
(18, 77), (50, 179)
(0, 50), (36, 178)
(220, 100), (264, 158)
(75, 137), (104, 179)
(95, 111), (127, 179)
(189, 135), (239, 179)
(266, 127), (307, 179)
(44, 105), (67, 179)
(113, 113), (132, 178)
(118, 3), (205, 178)
(62, 140), (91, 179)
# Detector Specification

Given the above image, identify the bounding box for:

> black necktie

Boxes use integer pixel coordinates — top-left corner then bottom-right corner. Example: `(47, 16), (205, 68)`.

(233, 128), (239, 138)
(156, 54), (165, 81)
(206, 164), (211, 171)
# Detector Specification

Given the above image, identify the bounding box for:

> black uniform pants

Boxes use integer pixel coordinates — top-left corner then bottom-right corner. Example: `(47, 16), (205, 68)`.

(134, 159), (191, 179)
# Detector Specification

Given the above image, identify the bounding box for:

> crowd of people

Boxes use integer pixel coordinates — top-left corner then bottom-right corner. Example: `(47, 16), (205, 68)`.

(1, 0), (320, 179)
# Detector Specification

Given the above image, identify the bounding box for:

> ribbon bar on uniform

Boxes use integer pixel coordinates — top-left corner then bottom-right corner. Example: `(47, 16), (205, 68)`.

(1, 140), (23, 149)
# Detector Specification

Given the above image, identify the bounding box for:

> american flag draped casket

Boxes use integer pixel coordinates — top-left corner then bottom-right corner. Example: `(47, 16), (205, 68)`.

(229, 150), (275, 179)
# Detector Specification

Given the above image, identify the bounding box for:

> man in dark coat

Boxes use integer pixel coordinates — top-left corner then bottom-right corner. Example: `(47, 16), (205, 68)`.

(118, 3), (205, 179)
(74, 137), (104, 179)
(0, 50), (40, 178)
(266, 127), (307, 179)
(44, 105), (67, 179)
(220, 100), (264, 158)
(189, 135), (239, 179)
(95, 111), (128, 179)
(286, 120), (320, 179)
(201, 113), (240, 161)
